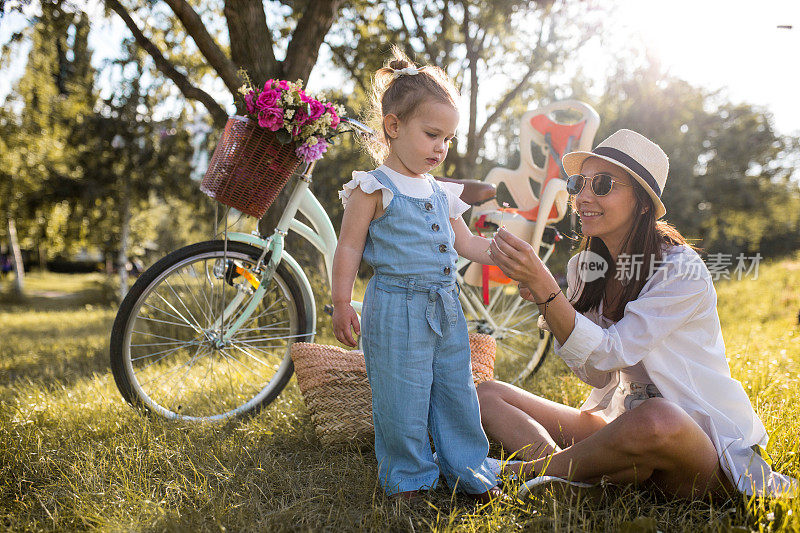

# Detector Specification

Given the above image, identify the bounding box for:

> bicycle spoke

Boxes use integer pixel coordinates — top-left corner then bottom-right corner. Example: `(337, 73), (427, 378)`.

(219, 348), (266, 379)
(135, 314), (201, 329)
(233, 337), (287, 355)
(500, 308), (540, 331)
(130, 340), (202, 362)
(165, 345), (213, 407)
(229, 343), (274, 370)
(141, 342), (208, 389)
(153, 291), (204, 335)
(191, 262), (216, 320)
(141, 301), (196, 326)
(176, 266), (214, 327)
(495, 339), (530, 359)
(235, 321), (291, 334)
(164, 277), (206, 331)
(130, 340), (194, 348)
(131, 329), (197, 343)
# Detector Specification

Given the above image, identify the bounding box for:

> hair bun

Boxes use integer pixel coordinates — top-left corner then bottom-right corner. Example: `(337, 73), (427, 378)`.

(388, 59), (411, 71)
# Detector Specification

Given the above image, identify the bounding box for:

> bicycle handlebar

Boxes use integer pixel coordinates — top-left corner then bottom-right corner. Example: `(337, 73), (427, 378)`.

(340, 116), (377, 138)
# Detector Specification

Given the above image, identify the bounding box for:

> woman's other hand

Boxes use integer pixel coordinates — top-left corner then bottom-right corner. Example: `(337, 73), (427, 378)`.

(518, 282), (535, 302)
(333, 304), (361, 347)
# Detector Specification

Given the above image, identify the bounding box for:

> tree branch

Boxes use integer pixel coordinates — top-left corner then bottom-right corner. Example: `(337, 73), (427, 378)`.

(394, 0), (413, 43)
(461, 0), (479, 162)
(223, 0), (276, 86)
(282, 0), (345, 82)
(328, 44), (369, 95)
(403, 0), (436, 61)
(104, 0), (227, 128)
(476, 18), (548, 143)
(163, 0), (241, 96)
(440, 0), (453, 66)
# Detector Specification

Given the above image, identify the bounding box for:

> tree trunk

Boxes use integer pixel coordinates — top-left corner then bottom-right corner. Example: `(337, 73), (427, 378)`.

(7, 216), (25, 295)
(118, 174), (131, 302)
(281, 0), (345, 82)
(38, 243), (46, 271)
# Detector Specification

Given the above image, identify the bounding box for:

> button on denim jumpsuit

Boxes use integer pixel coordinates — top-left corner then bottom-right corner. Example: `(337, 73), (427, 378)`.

(360, 169), (497, 495)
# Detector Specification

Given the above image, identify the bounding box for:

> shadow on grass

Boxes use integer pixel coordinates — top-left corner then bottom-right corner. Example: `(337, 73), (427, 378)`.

(0, 286), (118, 311)
(0, 274), (119, 393)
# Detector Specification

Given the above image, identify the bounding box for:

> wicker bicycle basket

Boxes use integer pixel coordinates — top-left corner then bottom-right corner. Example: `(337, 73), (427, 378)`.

(290, 333), (497, 446)
(200, 116), (303, 218)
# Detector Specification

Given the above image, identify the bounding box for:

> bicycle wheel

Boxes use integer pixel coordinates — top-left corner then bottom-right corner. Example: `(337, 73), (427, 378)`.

(110, 240), (313, 421)
(462, 281), (552, 384)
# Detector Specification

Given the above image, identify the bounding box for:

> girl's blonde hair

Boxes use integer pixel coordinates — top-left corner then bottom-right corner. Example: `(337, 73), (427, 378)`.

(363, 46), (460, 163)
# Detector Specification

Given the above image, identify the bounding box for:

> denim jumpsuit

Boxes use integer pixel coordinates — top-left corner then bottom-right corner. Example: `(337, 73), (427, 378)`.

(360, 169), (497, 496)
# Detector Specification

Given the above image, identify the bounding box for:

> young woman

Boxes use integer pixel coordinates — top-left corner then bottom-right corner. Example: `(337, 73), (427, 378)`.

(480, 129), (797, 499)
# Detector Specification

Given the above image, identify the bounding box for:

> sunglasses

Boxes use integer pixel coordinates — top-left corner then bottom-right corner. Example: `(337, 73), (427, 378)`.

(566, 173), (634, 196)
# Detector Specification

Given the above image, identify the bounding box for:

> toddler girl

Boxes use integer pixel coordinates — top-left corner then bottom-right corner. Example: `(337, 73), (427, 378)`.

(331, 49), (501, 501)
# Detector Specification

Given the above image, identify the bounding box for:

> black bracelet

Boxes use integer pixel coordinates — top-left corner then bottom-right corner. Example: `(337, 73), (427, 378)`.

(536, 291), (560, 323)
(535, 292), (560, 306)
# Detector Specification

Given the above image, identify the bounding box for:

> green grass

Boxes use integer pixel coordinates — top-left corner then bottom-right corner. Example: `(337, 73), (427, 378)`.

(1, 261), (799, 532)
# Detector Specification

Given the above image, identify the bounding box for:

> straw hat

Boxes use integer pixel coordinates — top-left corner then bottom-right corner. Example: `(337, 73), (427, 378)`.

(562, 129), (669, 219)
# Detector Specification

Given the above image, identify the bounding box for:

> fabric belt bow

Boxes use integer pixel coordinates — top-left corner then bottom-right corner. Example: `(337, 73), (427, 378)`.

(425, 284), (458, 336)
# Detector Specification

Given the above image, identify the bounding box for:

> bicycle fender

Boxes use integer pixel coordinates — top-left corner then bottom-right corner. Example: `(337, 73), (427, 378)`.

(279, 250), (317, 338)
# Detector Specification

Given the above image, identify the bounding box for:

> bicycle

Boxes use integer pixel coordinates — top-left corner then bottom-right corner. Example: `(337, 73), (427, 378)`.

(109, 100), (599, 422)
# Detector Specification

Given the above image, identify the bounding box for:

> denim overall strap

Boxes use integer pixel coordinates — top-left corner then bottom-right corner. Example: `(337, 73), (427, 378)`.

(368, 168), (401, 195)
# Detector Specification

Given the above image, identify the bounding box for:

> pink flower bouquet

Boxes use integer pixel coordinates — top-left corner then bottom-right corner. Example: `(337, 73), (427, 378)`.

(238, 76), (343, 163)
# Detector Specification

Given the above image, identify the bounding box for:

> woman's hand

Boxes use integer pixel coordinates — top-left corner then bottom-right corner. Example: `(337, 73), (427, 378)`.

(517, 282), (535, 302)
(489, 228), (549, 290)
(332, 304), (361, 348)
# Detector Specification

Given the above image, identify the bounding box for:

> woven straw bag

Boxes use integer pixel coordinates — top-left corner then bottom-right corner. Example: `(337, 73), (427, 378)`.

(290, 333), (496, 446)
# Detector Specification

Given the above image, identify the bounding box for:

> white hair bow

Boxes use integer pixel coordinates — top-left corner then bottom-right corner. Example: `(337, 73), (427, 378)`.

(392, 66), (419, 79)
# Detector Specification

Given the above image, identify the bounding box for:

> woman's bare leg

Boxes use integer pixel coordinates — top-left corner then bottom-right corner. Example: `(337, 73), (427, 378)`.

(524, 398), (733, 498)
(477, 380), (607, 460)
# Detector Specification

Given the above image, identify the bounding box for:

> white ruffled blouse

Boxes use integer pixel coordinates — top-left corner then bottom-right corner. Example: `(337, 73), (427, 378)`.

(338, 165), (471, 219)
(540, 244), (798, 497)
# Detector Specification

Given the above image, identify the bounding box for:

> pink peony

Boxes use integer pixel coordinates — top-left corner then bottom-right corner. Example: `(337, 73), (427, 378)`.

(256, 89), (281, 111)
(307, 99), (325, 121)
(295, 138), (329, 162)
(245, 91), (258, 114)
(258, 107), (284, 131)
(295, 99), (325, 125)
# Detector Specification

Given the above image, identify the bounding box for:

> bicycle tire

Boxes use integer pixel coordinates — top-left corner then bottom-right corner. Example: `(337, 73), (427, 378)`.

(110, 240), (313, 421)
(461, 282), (552, 384)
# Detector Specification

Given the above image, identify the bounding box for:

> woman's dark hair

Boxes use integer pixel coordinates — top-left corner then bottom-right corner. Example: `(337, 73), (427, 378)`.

(569, 159), (698, 321)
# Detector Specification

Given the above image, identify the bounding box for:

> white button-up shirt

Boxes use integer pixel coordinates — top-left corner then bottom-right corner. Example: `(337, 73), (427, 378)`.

(543, 243), (797, 497)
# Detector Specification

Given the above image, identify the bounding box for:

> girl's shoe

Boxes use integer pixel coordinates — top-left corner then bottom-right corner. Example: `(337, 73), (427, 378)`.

(517, 475), (596, 499)
(432, 453), (523, 479)
(485, 457), (524, 479)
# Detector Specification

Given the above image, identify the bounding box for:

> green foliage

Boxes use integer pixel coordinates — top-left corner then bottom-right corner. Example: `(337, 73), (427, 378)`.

(0, 0), (96, 259)
(0, 3), (215, 269)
